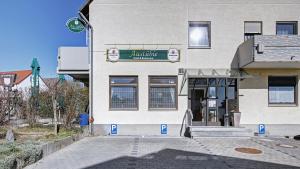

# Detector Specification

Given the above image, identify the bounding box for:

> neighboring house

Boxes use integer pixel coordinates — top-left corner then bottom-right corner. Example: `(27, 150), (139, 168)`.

(42, 78), (61, 90)
(58, 0), (300, 137)
(0, 70), (47, 92)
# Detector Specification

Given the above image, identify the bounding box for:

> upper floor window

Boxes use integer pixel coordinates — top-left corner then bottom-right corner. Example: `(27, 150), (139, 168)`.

(188, 21), (211, 48)
(276, 21), (298, 35)
(244, 21), (262, 41)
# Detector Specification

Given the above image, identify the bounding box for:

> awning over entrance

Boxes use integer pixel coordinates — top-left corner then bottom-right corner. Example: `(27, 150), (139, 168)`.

(179, 68), (252, 96)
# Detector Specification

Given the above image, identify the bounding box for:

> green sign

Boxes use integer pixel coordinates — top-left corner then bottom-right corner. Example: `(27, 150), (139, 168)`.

(66, 17), (85, 33)
(119, 50), (168, 61)
(107, 49), (180, 62)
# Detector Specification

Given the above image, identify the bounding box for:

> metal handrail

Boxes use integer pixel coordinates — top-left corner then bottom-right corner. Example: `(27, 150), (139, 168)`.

(186, 109), (193, 126)
(180, 109), (193, 136)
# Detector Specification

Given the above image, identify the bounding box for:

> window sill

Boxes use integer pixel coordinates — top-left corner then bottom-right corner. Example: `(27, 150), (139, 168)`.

(268, 103), (297, 107)
(109, 108), (139, 111)
(188, 46), (211, 49)
(148, 108), (178, 111)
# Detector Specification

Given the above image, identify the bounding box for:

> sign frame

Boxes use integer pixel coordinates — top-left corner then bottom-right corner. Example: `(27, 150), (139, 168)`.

(161, 124), (168, 134)
(66, 17), (86, 33)
(111, 124), (118, 135)
(107, 49), (180, 62)
(258, 124), (265, 134)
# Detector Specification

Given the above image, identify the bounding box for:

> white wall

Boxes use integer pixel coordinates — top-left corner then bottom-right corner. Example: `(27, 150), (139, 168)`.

(90, 0), (300, 125)
(240, 69), (300, 124)
(14, 76), (47, 92)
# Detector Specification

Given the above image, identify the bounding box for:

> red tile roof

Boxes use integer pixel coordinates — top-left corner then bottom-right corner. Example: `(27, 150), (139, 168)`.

(0, 70), (32, 85)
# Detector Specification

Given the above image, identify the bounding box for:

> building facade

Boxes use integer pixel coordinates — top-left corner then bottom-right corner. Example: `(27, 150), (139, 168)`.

(58, 0), (300, 136)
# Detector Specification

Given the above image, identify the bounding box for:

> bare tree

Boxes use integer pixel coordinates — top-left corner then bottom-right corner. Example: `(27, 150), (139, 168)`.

(17, 89), (37, 127)
(58, 82), (88, 129)
(0, 89), (8, 125)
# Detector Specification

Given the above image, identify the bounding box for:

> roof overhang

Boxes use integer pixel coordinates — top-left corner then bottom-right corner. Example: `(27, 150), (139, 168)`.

(242, 61), (300, 69)
(79, 0), (93, 20)
(179, 68), (253, 96)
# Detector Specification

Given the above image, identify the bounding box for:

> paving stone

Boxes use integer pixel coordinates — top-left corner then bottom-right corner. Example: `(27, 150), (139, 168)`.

(25, 136), (300, 169)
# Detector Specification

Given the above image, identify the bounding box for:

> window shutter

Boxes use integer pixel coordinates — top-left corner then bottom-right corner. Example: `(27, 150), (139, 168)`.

(245, 22), (262, 34)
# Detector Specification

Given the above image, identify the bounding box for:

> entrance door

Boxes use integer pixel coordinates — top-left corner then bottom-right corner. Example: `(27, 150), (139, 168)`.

(191, 89), (205, 125)
(189, 78), (238, 126)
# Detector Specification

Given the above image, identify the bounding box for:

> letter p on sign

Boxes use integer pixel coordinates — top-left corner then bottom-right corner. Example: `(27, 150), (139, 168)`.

(258, 124), (265, 134)
(161, 124), (167, 134)
(111, 124), (117, 135)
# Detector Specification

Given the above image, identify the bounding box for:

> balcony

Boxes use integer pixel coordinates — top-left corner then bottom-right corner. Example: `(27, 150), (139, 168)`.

(57, 47), (89, 84)
(235, 35), (300, 69)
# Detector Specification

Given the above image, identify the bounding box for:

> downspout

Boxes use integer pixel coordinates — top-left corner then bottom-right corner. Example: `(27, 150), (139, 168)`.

(79, 12), (94, 135)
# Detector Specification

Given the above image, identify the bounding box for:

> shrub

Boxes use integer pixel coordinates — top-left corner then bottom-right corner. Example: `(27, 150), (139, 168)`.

(0, 142), (42, 169)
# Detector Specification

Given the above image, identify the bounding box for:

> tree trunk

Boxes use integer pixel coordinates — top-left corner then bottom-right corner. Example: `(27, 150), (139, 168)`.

(52, 95), (57, 135)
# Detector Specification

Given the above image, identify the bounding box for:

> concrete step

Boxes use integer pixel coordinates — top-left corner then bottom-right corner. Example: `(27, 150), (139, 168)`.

(189, 126), (253, 137)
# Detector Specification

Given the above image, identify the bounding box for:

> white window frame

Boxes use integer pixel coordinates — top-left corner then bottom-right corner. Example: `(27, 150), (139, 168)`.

(109, 76), (139, 110)
(268, 76), (297, 106)
(148, 76), (178, 110)
(188, 21), (211, 49)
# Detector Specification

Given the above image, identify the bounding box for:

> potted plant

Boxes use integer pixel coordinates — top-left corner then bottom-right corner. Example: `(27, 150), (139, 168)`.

(229, 100), (241, 127)
(233, 109), (241, 127)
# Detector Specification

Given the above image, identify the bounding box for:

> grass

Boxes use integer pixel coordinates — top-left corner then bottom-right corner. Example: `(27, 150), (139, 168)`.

(14, 125), (53, 133)
(13, 125), (82, 142)
(0, 127), (7, 133)
(42, 128), (82, 141)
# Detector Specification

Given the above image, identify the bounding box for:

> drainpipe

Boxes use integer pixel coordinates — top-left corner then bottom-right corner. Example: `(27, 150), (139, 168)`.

(79, 12), (94, 135)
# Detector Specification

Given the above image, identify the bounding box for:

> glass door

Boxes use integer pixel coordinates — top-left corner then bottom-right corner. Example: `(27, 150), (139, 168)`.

(206, 86), (219, 126)
(188, 78), (238, 126)
(191, 89), (206, 125)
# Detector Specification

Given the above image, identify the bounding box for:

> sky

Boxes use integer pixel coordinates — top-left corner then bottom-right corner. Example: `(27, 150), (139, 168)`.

(0, 0), (86, 77)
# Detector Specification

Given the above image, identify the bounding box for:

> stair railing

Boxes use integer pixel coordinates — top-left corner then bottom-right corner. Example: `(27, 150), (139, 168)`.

(180, 109), (193, 136)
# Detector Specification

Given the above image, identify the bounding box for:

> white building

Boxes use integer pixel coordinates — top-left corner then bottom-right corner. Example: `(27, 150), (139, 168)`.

(58, 0), (300, 137)
(0, 70), (47, 92)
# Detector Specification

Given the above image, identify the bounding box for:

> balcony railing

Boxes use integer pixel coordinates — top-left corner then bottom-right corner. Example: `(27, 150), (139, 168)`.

(236, 35), (300, 68)
(57, 47), (89, 74)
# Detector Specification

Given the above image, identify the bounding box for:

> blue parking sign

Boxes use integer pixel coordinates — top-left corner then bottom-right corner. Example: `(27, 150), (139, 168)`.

(258, 124), (265, 134)
(111, 124), (117, 134)
(161, 124), (167, 134)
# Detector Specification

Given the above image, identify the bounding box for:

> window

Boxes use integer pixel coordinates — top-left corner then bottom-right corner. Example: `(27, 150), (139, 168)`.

(268, 76), (297, 104)
(276, 22), (298, 35)
(109, 76), (138, 110)
(244, 21), (262, 40)
(188, 21), (211, 48)
(149, 76), (177, 110)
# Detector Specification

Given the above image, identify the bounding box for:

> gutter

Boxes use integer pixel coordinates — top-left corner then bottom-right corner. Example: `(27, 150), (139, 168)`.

(79, 11), (94, 136)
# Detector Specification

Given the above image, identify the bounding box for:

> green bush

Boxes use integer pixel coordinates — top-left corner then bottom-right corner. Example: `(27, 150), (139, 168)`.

(0, 142), (42, 169)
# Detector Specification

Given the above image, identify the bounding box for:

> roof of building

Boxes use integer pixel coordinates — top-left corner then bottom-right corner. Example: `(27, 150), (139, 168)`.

(41, 78), (60, 89)
(79, 0), (93, 19)
(0, 70), (32, 85)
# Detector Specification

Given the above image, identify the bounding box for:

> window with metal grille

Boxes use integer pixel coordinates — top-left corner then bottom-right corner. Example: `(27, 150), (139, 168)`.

(109, 76), (138, 110)
(149, 76), (177, 110)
